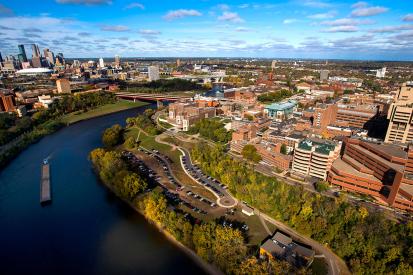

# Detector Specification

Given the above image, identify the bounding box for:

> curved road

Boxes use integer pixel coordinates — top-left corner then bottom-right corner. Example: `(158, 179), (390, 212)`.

(154, 112), (350, 275)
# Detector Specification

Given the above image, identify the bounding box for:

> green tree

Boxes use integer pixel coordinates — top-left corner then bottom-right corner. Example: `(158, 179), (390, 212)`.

(102, 124), (123, 147)
(241, 144), (262, 163)
(280, 144), (287, 155)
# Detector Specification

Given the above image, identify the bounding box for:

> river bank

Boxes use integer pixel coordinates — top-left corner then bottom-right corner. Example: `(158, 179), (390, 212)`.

(61, 100), (148, 125)
(0, 105), (205, 275)
(0, 100), (148, 169)
(97, 178), (221, 275)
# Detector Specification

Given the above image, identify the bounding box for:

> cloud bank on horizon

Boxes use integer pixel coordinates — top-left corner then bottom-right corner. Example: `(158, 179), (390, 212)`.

(0, 0), (412, 60)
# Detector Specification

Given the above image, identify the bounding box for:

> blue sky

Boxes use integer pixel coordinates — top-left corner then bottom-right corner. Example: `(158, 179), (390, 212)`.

(0, 0), (412, 60)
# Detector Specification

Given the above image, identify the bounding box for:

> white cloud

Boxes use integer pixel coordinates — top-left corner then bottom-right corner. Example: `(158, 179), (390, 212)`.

(100, 25), (129, 32)
(403, 14), (413, 22)
(308, 11), (337, 20)
(218, 12), (244, 23)
(235, 27), (251, 32)
(321, 18), (374, 26)
(56, 0), (112, 4)
(217, 4), (230, 11)
(370, 24), (413, 33)
(351, 6), (388, 17)
(124, 2), (144, 10)
(301, 0), (332, 8)
(139, 29), (161, 35)
(163, 9), (202, 21)
(351, 2), (368, 9)
(238, 4), (249, 9)
(283, 19), (298, 24)
(322, 25), (358, 32)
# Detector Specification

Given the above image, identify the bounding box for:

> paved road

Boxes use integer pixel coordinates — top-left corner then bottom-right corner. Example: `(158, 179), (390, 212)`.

(179, 147), (237, 208)
(155, 115), (349, 274)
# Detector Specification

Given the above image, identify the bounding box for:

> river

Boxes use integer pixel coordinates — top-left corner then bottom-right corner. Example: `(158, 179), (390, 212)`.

(0, 105), (205, 275)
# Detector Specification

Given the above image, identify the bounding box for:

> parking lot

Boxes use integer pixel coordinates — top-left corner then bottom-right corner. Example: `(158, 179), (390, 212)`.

(180, 149), (237, 208)
(128, 148), (222, 217)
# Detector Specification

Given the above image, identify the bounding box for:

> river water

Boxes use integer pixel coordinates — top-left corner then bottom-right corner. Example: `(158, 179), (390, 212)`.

(0, 105), (205, 275)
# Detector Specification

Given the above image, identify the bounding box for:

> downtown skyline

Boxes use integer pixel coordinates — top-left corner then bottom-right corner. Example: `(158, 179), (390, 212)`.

(0, 0), (412, 60)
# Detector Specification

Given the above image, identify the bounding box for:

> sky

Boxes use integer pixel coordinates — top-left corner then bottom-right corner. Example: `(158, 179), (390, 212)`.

(0, 0), (412, 60)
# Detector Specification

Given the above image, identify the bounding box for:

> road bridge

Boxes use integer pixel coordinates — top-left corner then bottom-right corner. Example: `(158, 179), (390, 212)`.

(115, 92), (192, 102)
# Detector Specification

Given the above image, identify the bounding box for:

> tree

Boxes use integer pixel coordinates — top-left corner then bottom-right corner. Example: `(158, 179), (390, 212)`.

(212, 226), (247, 273)
(242, 144), (262, 163)
(280, 144), (287, 155)
(124, 136), (136, 149)
(102, 124), (123, 147)
(315, 180), (330, 192)
(120, 173), (147, 199)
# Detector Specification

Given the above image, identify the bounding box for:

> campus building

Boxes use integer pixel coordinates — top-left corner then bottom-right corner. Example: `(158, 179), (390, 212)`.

(328, 137), (413, 211)
(291, 138), (341, 180)
(384, 82), (413, 144)
(56, 79), (71, 94)
(168, 101), (216, 131)
(264, 100), (297, 122)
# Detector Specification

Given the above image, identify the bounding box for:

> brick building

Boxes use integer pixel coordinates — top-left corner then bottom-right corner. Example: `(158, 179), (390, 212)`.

(328, 137), (413, 211)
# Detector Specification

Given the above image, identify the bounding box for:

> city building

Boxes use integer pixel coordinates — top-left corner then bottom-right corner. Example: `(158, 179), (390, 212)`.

(385, 82), (413, 144)
(264, 100), (297, 122)
(328, 137), (413, 211)
(114, 55), (121, 67)
(148, 66), (160, 81)
(376, 67), (387, 78)
(336, 104), (378, 129)
(18, 44), (28, 63)
(232, 124), (257, 142)
(99, 57), (105, 68)
(260, 231), (314, 268)
(291, 138), (341, 180)
(320, 70), (329, 82)
(0, 92), (16, 112)
(16, 68), (53, 76)
(43, 48), (55, 65)
(168, 101), (216, 131)
(56, 79), (71, 94)
(255, 143), (292, 171)
(31, 44), (43, 68)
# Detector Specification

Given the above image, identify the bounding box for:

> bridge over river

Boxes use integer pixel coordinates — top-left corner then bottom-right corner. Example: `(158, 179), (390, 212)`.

(115, 92), (192, 102)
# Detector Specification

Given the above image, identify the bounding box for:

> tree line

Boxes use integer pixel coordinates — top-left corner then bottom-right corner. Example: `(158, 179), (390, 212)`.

(257, 90), (292, 103)
(188, 118), (232, 143)
(191, 142), (413, 275)
(89, 125), (302, 275)
(0, 92), (117, 168)
(118, 79), (207, 94)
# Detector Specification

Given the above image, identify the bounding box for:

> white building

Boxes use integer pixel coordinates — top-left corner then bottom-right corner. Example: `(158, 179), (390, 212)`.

(292, 138), (341, 180)
(99, 57), (105, 68)
(148, 66), (160, 81)
(376, 67), (387, 78)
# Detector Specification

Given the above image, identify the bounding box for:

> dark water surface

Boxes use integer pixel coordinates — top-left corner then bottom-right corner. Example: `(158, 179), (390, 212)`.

(0, 105), (204, 275)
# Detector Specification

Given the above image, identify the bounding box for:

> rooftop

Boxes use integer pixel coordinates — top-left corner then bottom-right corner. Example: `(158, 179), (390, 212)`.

(265, 100), (297, 111)
(298, 138), (338, 155)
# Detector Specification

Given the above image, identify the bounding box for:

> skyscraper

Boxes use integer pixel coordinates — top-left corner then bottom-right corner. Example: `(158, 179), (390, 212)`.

(320, 70), (329, 82)
(114, 55), (120, 67)
(31, 44), (42, 68)
(56, 53), (65, 66)
(31, 44), (41, 58)
(0, 51), (3, 63)
(99, 57), (105, 68)
(148, 66), (160, 81)
(18, 45), (28, 62)
(43, 48), (55, 66)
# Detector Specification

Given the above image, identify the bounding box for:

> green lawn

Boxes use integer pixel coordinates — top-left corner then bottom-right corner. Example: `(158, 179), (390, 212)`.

(61, 100), (148, 124)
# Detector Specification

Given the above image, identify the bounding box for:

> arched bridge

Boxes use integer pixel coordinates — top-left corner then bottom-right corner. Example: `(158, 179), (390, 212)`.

(115, 92), (192, 102)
